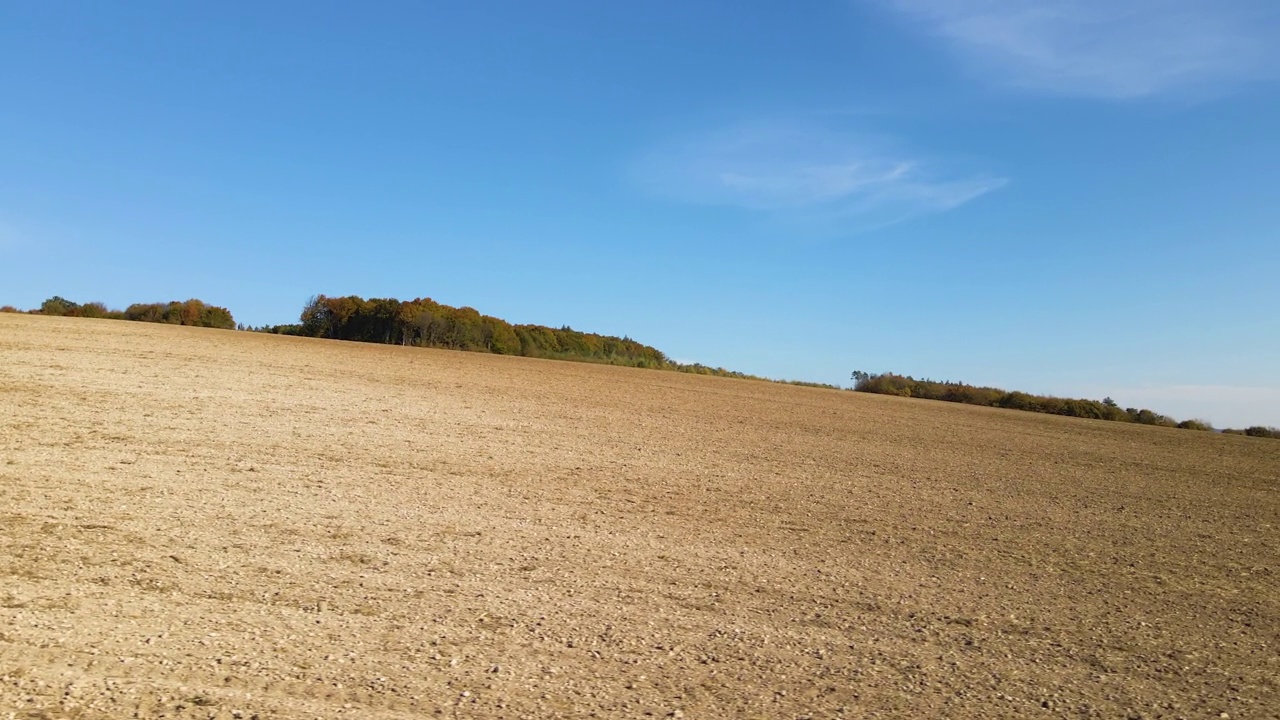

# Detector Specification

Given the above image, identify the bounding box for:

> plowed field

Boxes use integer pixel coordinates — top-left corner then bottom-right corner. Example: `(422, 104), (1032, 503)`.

(1, 313), (1277, 719)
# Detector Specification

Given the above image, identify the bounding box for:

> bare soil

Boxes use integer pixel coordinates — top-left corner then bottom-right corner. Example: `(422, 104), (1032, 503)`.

(1, 313), (1277, 719)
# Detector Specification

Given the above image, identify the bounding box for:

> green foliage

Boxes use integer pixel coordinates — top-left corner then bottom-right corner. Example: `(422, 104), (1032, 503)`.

(672, 362), (753, 379)
(39, 296), (78, 316)
(849, 371), (1224, 431)
(292, 293), (831, 383)
(198, 304), (235, 329)
(1241, 426), (1280, 439)
(252, 323), (306, 335)
(1122, 407), (1177, 427)
(295, 294), (677, 369)
(1218, 427), (1280, 438)
(851, 371), (1278, 438)
(123, 299), (236, 329)
(35, 297), (126, 320)
(31, 296), (234, 328)
(781, 379), (843, 389)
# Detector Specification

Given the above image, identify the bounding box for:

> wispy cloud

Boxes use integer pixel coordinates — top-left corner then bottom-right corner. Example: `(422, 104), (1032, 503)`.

(884, 0), (1280, 98)
(633, 123), (1005, 234)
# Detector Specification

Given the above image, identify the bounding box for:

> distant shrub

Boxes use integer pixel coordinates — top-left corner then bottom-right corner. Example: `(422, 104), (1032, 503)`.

(851, 372), (917, 397)
(0, 305), (19, 313)
(1127, 408), (1178, 427)
(782, 379), (843, 389)
(262, 324), (306, 335)
(39, 296), (78, 316)
(1221, 426), (1280, 439)
(79, 301), (109, 319)
(850, 370), (1233, 431)
(28, 296), (235, 329)
(1243, 426), (1280, 439)
(124, 299), (236, 329)
(674, 362), (753, 379)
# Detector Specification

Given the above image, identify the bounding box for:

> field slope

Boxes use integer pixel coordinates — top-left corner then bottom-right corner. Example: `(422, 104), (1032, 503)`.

(1, 313), (1277, 719)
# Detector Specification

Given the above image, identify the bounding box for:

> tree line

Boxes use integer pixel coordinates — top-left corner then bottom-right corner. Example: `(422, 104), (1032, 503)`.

(850, 371), (1279, 438)
(7, 295), (1271, 435)
(266, 294), (673, 368)
(255, 294), (820, 383)
(6, 293), (834, 386)
(4, 296), (236, 329)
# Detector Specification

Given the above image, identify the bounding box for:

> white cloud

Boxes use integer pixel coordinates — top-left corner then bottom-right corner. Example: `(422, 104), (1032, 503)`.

(884, 0), (1280, 98)
(633, 123), (1005, 234)
(1105, 384), (1280, 429)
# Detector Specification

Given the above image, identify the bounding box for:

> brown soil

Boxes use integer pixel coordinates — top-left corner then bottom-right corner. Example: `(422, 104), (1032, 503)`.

(1, 313), (1277, 719)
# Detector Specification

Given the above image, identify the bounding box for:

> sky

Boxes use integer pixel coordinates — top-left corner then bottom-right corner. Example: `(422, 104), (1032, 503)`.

(2, 1), (1278, 427)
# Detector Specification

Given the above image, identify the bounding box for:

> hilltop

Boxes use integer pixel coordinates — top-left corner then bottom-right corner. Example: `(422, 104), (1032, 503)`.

(2, 312), (1277, 718)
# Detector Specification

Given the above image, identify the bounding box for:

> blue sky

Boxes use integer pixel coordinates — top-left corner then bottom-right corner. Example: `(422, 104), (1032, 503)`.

(2, 1), (1278, 427)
